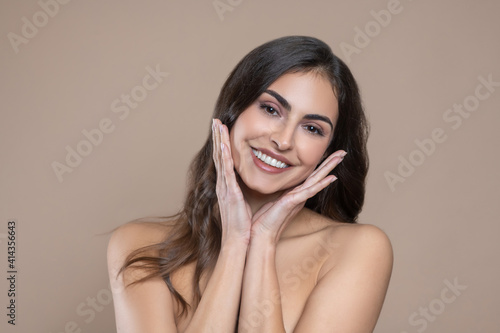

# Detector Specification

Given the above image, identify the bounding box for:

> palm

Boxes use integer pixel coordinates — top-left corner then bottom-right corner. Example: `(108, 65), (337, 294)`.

(212, 119), (252, 242)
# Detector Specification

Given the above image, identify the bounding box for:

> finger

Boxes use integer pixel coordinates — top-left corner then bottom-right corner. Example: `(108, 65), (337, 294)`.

(212, 120), (221, 171)
(288, 174), (337, 205)
(212, 119), (218, 166)
(310, 150), (346, 178)
(219, 122), (231, 152)
(212, 119), (225, 193)
(212, 119), (220, 163)
(219, 123), (240, 192)
(301, 151), (346, 189)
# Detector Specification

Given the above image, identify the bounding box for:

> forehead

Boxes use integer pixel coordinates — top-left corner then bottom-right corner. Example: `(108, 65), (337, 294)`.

(265, 72), (339, 121)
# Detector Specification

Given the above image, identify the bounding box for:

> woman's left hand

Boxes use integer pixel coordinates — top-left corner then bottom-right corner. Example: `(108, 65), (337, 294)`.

(250, 150), (347, 243)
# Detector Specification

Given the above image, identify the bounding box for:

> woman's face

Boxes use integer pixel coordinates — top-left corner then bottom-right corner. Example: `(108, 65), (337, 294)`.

(229, 71), (339, 195)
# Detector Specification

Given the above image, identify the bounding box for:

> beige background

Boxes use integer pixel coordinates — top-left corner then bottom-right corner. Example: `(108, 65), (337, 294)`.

(1, 0), (499, 332)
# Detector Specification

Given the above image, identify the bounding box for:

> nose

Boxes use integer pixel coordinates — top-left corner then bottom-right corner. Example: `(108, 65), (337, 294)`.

(270, 124), (295, 151)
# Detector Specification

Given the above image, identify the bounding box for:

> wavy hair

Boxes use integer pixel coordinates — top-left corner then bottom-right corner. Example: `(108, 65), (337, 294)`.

(120, 35), (369, 318)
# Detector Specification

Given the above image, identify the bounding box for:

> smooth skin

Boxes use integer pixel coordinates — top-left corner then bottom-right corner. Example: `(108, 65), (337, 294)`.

(107, 72), (393, 333)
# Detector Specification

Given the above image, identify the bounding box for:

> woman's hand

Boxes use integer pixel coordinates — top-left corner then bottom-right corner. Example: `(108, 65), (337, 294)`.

(212, 119), (252, 246)
(212, 117), (345, 245)
(251, 150), (347, 243)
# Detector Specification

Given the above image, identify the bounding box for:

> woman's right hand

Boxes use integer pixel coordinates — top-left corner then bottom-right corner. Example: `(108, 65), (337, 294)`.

(212, 118), (252, 246)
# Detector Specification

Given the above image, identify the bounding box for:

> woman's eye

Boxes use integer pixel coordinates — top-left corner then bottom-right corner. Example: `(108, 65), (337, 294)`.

(304, 125), (324, 136)
(260, 104), (279, 116)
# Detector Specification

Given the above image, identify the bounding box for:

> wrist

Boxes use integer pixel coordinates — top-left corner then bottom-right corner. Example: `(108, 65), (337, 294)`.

(221, 235), (250, 252)
(249, 231), (278, 251)
(250, 225), (280, 247)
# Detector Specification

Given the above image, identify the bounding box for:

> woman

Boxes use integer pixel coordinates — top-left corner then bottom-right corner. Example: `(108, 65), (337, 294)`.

(107, 36), (393, 332)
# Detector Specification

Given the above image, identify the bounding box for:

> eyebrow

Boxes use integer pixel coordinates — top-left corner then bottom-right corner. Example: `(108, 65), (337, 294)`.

(264, 89), (334, 130)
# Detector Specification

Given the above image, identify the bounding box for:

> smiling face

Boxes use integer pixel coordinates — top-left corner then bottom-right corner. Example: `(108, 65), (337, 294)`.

(229, 71), (339, 196)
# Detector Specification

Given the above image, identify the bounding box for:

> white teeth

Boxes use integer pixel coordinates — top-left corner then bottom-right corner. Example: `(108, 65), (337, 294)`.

(252, 149), (289, 169)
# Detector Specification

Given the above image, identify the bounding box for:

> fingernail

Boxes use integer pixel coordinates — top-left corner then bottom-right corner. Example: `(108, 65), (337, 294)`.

(334, 152), (347, 163)
(330, 176), (338, 183)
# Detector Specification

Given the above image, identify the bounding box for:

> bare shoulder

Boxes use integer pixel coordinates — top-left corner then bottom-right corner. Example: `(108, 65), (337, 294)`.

(292, 210), (393, 332)
(108, 220), (171, 255)
(107, 219), (173, 283)
(328, 219), (393, 256)
(329, 222), (393, 277)
(297, 207), (390, 237)
(297, 209), (393, 278)
(107, 219), (179, 333)
(306, 208), (391, 249)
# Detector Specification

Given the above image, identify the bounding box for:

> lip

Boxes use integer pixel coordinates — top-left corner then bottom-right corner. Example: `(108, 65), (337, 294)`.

(250, 147), (293, 174)
(252, 147), (293, 166)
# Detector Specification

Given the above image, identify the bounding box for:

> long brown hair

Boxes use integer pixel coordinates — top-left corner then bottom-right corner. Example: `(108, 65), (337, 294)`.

(119, 35), (369, 318)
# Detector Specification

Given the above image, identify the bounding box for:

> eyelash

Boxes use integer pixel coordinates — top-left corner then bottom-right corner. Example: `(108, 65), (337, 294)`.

(259, 103), (325, 137)
(304, 125), (325, 137)
(260, 103), (279, 116)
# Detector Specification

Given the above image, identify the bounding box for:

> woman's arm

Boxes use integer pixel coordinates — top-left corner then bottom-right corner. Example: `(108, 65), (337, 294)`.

(237, 223), (393, 333)
(237, 148), (392, 332)
(182, 239), (248, 332)
(107, 223), (179, 333)
(239, 234), (285, 332)
(238, 151), (346, 332)
(108, 120), (252, 333)
(108, 222), (249, 333)
(182, 119), (253, 332)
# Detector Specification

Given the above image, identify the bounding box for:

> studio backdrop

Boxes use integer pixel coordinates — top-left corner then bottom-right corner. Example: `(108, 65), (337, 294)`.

(1, 0), (499, 332)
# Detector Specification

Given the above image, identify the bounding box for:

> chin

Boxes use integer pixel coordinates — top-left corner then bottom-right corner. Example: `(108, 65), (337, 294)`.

(237, 174), (280, 196)
(240, 174), (304, 197)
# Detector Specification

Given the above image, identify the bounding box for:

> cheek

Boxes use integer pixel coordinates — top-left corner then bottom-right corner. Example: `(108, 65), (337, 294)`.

(229, 128), (241, 168)
(230, 113), (270, 149)
(298, 139), (329, 169)
(229, 121), (254, 171)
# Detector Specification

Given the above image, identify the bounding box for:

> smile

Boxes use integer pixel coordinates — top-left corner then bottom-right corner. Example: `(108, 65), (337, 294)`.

(252, 149), (289, 169)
